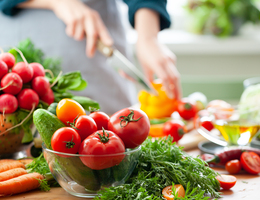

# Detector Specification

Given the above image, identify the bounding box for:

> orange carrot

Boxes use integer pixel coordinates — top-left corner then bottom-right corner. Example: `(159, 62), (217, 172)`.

(0, 172), (44, 196)
(0, 168), (28, 182)
(18, 159), (33, 166)
(0, 160), (25, 173)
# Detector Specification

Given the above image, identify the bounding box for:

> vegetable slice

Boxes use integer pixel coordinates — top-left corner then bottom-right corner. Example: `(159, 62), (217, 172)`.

(216, 175), (237, 190)
(162, 184), (185, 200)
(240, 152), (260, 175)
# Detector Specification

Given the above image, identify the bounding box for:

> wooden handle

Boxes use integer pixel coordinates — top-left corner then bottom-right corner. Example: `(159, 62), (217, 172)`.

(97, 40), (114, 57)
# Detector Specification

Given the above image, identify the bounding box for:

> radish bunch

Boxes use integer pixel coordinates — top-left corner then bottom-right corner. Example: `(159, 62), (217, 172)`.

(0, 52), (54, 114)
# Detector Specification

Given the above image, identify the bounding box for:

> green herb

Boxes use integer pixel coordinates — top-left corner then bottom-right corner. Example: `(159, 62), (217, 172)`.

(95, 137), (221, 200)
(242, 180), (248, 184)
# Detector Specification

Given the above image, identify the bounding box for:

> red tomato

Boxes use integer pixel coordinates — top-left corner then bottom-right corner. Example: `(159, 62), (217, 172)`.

(79, 129), (125, 170)
(51, 127), (81, 156)
(162, 184), (185, 200)
(74, 115), (97, 141)
(108, 108), (150, 149)
(177, 99), (197, 120)
(240, 152), (260, 175)
(225, 159), (241, 174)
(163, 120), (187, 143)
(200, 120), (214, 131)
(216, 175), (237, 190)
(89, 111), (110, 130)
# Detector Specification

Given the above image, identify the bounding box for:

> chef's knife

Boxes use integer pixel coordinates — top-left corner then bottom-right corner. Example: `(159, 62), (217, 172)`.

(97, 40), (158, 95)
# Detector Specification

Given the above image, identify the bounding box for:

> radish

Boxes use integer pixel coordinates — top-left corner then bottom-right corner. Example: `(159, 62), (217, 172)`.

(40, 88), (54, 105)
(0, 72), (23, 95)
(17, 89), (39, 110)
(31, 76), (50, 98)
(12, 62), (33, 83)
(0, 60), (8, 79)
(29, 62), (45, 78)
(0, 52), (15, 69)
(0, 94), (18, 114)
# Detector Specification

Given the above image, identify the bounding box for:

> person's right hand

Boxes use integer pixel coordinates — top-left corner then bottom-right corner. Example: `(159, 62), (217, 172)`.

(50, 0), (113, 57)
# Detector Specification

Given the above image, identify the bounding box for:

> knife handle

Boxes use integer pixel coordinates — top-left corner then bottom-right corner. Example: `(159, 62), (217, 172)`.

(97, 39), (114, 57)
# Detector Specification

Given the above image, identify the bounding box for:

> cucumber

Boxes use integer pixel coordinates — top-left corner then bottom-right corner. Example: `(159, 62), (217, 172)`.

(33, 109), (101, 191)
(47, 103), (58, 116)
(33, 109), (65, 149)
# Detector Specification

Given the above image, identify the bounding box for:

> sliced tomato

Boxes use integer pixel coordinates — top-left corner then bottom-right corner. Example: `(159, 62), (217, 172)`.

(162, 184), (185, 200)
(240, 152), (260, 175)
(216, 175), (237, 190)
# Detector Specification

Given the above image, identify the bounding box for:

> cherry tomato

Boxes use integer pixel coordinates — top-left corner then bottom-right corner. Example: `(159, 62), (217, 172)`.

(240, 152), (260, 175)
(56, 98), (86, 125)
(216, 175), (237, 190)
(200, 120), (214, 131)
(177, 99), (197, 120)
(162, 184), (185, 200)
(51, 127), (81, 156)
(74, 115), (97, 141)
(108, 108), (150, 149)
(225, 159), (241, 174)
(89, 111), (110, 130)
(163, 120), (187, 143)
(79, 129), (125, 170)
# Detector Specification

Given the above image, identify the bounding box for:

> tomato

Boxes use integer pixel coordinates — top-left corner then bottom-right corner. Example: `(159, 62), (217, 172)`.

(240, 152), (260, 175)
(163, 120), (187, 143)
(225, 159), (241, 174)
(200, 120), (214, 131)
(56, 98), (86, 125)
(162, 184), (185, 200)
(74, 115), (97, 141)
(177, 99), (197, 120)
(79, 129), (125, 170)
(89, 111), (110, 130)
(51, 127), (81, 156)
(108, 108), (150, 149)
(216, 175), (237, 190)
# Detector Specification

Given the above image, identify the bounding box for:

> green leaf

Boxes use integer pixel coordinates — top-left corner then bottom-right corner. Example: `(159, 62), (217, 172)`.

(56, 71), (85, 91)
(71, 96), (100, 111)
(72, 79), (88, 91)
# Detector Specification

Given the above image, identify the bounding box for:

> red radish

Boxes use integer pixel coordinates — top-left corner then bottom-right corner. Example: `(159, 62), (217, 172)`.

(1, 73), (23, 95)
(29, 62), (45, 78)
(12, 62), (33, 83)
(31, 76), (50, 98)
(17, 89), (39, 110)
(0, 94), (18, 114)
(40, 88), (54, 105)
(0, 53), (15, 69)
(0, 60), (8, 79)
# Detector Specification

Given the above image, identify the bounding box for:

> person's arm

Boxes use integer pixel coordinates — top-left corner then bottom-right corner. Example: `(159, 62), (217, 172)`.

(123, 1), (181, 100)
(0, 0), (27, 15)
(16, 0), (113, 57)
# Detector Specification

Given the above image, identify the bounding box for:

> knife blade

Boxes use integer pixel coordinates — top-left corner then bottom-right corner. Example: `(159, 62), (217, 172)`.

(97, 40), (158, 95)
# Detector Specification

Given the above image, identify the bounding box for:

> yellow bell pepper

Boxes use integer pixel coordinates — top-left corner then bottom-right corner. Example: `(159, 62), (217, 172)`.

(138, 80), (178, 119)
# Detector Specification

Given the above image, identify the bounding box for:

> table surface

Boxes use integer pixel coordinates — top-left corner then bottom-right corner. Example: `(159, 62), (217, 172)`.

(3, 135), (260, 200)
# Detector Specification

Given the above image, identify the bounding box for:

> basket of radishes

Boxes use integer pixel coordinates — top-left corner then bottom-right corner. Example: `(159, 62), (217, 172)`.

(0, 41), (99, 157)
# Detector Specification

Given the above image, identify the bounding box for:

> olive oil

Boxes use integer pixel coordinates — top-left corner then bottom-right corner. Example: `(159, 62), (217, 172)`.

(214, 119), (260, 146)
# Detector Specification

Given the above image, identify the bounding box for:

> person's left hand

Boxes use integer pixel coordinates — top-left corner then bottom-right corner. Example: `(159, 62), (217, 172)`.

(136, 37), (182, 100)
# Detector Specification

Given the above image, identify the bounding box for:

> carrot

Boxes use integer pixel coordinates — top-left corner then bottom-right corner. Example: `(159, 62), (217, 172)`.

(18, 159), (34, 166)
(0, 160), (25, 173)
(0, 172), (44, 196)
(0, 168), (28, 182)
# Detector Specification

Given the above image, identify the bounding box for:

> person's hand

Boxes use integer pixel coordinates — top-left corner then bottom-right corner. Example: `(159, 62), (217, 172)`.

(136, 37), (182, 100)
(50, 0), (113, 57)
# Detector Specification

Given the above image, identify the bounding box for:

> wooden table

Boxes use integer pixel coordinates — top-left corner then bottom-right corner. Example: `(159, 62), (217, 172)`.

(4, 133), (260, 200)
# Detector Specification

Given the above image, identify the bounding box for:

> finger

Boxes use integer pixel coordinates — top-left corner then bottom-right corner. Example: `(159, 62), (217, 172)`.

(142, 64), (154, 83)
(95, 14), (113, 46)
(84, 14), (98, 57)
(74, 19), (85, 41)
(166, 62), (182, 100)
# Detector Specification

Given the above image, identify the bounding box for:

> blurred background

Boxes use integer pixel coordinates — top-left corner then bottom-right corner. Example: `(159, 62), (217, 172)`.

(118, 0), (260, 103)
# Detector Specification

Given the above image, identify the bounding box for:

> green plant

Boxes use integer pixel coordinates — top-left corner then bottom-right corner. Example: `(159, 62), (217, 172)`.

(185, 0), (260, 37)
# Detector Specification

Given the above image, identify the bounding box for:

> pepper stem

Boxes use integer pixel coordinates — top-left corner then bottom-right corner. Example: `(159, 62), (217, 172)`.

(97, 128), (110, 143)
(119, 110), (142, 127)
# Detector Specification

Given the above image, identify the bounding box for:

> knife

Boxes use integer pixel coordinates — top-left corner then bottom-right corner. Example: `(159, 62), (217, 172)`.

(97, 40), (158, 95)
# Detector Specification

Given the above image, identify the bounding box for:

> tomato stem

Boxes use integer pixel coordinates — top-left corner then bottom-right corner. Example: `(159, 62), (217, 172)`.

(119, 110), (142, 127)
(184, 103), (192, 110)
(89, 107), (98, 113)
(67, 115), (80, 130)
(97, 128), (110, 143)
(63, 135), (75, 149)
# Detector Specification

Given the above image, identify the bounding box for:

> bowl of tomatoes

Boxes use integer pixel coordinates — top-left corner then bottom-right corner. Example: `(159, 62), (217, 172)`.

(42, 143), (141, 198)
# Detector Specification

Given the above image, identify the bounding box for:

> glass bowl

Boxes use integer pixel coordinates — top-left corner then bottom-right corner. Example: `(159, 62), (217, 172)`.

(42, 143), (141, 198)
